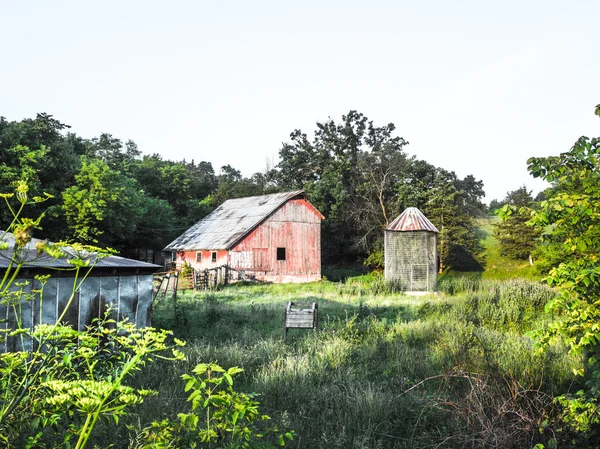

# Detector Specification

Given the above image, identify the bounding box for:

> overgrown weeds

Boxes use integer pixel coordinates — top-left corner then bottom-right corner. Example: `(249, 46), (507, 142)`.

(423, 369), (557, 449)
(142, 279), (577, 448)
(425, 279), (556, 333)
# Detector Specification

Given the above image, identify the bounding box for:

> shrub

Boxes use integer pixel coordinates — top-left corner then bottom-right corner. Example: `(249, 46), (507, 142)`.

(130, 363), (294, 449)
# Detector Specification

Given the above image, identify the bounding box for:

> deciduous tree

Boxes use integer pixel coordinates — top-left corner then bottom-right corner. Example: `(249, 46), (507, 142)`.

(529, 106), (600, 440)
(62, 157), (144, 248)
(424, 169), (485, 271)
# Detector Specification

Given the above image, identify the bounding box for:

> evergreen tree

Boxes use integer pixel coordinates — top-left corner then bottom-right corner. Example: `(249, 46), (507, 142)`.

(423, 168), (485, 271)
(493, 186), (542, 261)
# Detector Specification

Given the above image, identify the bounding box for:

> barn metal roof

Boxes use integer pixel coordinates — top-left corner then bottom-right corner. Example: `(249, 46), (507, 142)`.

(386, 207), (439, 233)
(0, 233), (161, 270)
(164, 190), (317, 251)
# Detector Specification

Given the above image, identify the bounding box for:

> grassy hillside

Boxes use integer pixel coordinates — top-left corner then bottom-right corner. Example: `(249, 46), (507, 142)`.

(441, 216), (541, 282)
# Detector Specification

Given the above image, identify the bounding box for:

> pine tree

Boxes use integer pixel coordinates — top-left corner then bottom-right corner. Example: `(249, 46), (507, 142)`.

(424, 169), (484, 271)
(493, 186), (541, 261)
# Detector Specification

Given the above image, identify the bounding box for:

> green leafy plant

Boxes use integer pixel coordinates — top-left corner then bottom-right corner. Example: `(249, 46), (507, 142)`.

(1, 316), (186, 448)
(494, 186), (542, 261)
(47, 320), (185, 448)
(133, 363), (294, 449)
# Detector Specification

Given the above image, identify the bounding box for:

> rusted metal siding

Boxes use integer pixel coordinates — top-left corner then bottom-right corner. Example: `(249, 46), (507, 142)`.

(386, 207), (439, 233)
(0, 233), (161, 351)
(231, 199), (321, 282)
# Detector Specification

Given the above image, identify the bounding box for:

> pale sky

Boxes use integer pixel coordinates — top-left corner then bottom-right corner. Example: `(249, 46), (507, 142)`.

(1, 0), (599, 202)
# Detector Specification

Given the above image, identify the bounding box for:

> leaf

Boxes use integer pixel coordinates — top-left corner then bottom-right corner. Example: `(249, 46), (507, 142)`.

(210, 364), (225, 373)
(30, 417), (40, 429)
(583, 277), (590, 287)
(189, 413), (199, 430)
(188, 389), (202, 404)
(192, 364), (208, 375)
(228, 366), (244, 376)
(184, 378), (195, 392)
(178, 413), (188, 426)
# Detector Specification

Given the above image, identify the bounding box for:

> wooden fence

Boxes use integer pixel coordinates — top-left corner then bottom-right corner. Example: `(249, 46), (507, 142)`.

(153, 265), (253, 300)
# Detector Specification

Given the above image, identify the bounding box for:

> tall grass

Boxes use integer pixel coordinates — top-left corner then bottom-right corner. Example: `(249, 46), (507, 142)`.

(122, 279), (576, 449)
(434, 278), (556, 331)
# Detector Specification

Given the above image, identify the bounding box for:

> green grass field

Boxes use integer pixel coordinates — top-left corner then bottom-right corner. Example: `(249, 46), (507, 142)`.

(102, 271), (576, 449)
(87, 220), (570, 448)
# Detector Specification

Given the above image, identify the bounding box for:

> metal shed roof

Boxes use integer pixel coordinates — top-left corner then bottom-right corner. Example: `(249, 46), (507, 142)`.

(0, 233), (161, 270)
(386, 207), (439, 233)
(164, 190), (320, 251)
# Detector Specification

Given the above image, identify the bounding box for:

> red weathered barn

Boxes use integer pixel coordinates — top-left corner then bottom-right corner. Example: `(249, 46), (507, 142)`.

(164, 191), (324, 283)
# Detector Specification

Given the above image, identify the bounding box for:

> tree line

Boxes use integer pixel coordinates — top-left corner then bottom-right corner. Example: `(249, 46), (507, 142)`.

(0, 111), (486, 268)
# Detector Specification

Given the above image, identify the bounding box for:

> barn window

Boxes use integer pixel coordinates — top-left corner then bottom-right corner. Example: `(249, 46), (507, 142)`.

(196, 252), (202, 263)
(172, 252), (177, 262)
(277, 247), (286, 261)
(211, 251), (217, 263)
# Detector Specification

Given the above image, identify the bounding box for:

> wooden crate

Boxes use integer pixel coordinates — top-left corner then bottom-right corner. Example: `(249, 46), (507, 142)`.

(284, 301), (318, 336)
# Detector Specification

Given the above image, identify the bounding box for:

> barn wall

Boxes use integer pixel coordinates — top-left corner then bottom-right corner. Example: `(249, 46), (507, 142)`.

(231, 199), (321, 282)
(179, 249), (228, 271)
(384, 230), (437, 291)
(0, 274), (154, 352)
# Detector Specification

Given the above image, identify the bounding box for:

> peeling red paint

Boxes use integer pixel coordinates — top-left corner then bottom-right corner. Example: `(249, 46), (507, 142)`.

(180, 249), (228, 270)
(230, 199), (321, 282)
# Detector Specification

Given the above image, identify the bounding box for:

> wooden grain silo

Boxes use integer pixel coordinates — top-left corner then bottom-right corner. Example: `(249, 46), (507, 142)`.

(384, 207), (439, 292)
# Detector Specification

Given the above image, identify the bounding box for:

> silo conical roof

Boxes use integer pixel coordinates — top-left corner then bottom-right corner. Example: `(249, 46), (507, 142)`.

(386, 207), (439, 233)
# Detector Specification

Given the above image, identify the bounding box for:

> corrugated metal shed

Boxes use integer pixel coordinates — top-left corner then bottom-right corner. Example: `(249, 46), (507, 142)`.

(1, 233), (161, 350)
(165, 190), (324, 251)
(386, 207), (439, 233)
